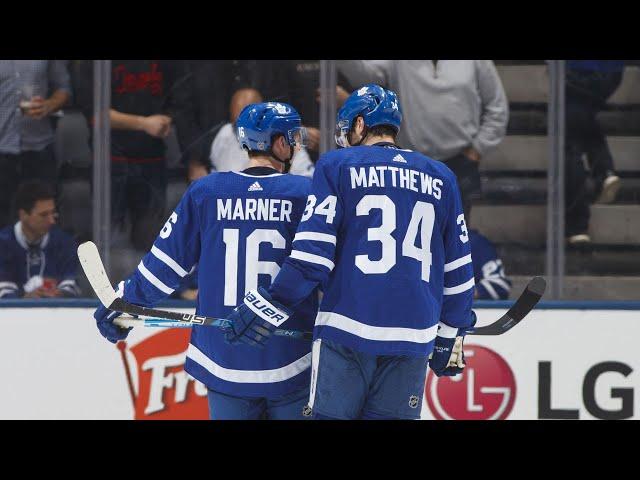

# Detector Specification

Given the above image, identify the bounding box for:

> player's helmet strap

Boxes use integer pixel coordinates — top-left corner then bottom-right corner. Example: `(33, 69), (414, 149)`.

(267, 145), (294, 173)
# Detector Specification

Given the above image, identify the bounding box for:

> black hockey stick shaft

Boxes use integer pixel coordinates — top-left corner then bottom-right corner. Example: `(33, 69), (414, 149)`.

(469, 276), (546, 336)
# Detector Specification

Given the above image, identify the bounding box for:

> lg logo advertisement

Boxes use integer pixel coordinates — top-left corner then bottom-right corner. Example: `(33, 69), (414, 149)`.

(422, 344), (636, 420)
(538, 361), (634, 420)
(424, 345), (517, 420)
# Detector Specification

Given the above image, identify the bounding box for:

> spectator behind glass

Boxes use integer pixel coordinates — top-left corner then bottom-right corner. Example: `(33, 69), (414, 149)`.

(468, 229), (512, 300)
(184, 88), (315, 183)
(565, 60), (624, 245)
(0, 60), (71, 229)
(338, 60), (508, 219)
(73, 60), (193, 251)
(0, 180), (81, 299)
(177, 60), (255, 181)
(246, 60), (353, 163)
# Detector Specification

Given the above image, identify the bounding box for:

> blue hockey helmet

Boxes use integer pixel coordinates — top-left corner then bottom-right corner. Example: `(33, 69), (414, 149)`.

(335, 84), (403, 148)
(236, 102), (307, 153)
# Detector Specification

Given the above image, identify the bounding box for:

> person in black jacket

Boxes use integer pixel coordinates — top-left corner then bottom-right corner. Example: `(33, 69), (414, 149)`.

(73, 60), (193, 250)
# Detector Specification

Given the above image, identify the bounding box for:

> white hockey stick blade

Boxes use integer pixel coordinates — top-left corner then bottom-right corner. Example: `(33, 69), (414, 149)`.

(77, 241), (118, 308)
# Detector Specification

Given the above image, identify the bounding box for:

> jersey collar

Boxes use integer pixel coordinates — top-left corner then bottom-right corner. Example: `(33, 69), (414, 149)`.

(236, 166), (283, 177)
(14, 221), (50, 250)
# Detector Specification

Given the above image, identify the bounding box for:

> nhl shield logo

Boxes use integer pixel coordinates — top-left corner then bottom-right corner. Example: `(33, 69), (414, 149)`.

(302, 405), (313, 417)
(409, 395), (419, 408)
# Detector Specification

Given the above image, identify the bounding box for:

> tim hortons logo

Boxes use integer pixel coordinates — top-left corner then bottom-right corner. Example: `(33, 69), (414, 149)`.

(117, 329), (209, 420)
(425, 344), (516, 420)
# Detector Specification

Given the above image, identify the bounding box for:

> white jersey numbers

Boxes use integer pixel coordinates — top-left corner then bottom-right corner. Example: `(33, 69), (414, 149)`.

(457, 213), (469, 243)
(356, 195), (435, 282)
(301, 194), (338, 224)
(160, 212), (178, 239)
(355, 195), (396, 274)
(222, 228), (286, 306)
(403, 202), (435, 282)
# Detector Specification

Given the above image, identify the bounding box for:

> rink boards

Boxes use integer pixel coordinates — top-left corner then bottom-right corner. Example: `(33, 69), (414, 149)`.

(0, 301), (638, 420)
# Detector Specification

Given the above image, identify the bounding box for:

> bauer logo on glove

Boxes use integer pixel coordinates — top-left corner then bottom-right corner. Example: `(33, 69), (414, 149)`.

(223, 287), (293, 348)
(244, 289), (290, 327)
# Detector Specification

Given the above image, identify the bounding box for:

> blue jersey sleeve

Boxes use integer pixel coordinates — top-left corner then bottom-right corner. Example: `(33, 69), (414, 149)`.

(269, 156), (343, 307)
(55, 233), (81, 297)
(440, 177), (475, 330)
(471, 231), (512, 300)
(123, 183), (202, 307)
(0, 241), (20, 298)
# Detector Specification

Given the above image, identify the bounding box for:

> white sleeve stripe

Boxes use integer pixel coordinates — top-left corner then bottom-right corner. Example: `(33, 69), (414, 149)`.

(437, 322), (459, 339)
(151, 246), (189, 277)
(480, 279), (500, 300)
(57, 280), (76, 287)
(443, 277), (475, 295)
(444, 254), (472, 272)
(487, 277), (511, 293)
(59, 286), (80, 295)
(138, 261), (175, 295)
(293, 232), (337, 245)
(0, 288), (16, 297)
(290, 250), (335, 271)
(0, 281), (18, 290)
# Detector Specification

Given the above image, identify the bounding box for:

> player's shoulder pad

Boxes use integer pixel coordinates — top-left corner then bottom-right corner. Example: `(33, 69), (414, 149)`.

(416, 151), (458, 182)
(314, 149), (351, 176)
(186, 171), (229, 197)
(270, 173), (311, 204)
(284, 171), (312, 189)
(422, 154), (461, 198)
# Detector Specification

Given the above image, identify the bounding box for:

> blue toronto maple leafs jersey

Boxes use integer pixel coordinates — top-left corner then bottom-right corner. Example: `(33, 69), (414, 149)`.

(0, 222), (80, 298)
(469, 229), (511, 300)
(269, 143), (475, 357)
(121, 167), (317, 398)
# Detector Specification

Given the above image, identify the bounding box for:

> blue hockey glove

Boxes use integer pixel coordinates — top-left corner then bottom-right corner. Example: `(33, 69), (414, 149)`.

(94, 281), (132, 344)
(429, 312), (477, 377)
(223, 287), (292, 348)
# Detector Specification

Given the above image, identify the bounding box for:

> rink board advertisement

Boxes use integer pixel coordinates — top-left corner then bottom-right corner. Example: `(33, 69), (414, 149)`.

(0, 306), (638, 419)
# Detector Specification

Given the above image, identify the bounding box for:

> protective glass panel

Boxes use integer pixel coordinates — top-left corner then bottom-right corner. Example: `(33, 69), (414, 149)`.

(563, 60), (640, 300)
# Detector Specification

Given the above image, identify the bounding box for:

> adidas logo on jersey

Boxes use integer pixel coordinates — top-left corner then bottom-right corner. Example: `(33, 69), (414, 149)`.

(248, 182), (263, 192)
(393, 154), (407, 163)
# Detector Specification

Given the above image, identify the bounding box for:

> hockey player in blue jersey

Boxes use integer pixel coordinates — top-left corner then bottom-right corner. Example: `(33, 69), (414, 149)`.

(224, 84), (478, 420)
(93, 102), (318, 420)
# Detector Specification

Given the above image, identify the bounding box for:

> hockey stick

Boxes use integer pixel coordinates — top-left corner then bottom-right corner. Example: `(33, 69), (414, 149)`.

(77, 241), (312, 341)
(468, 276), (546, 335)
(112, 315), (309, 340)
(79, 241), (544, 339)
